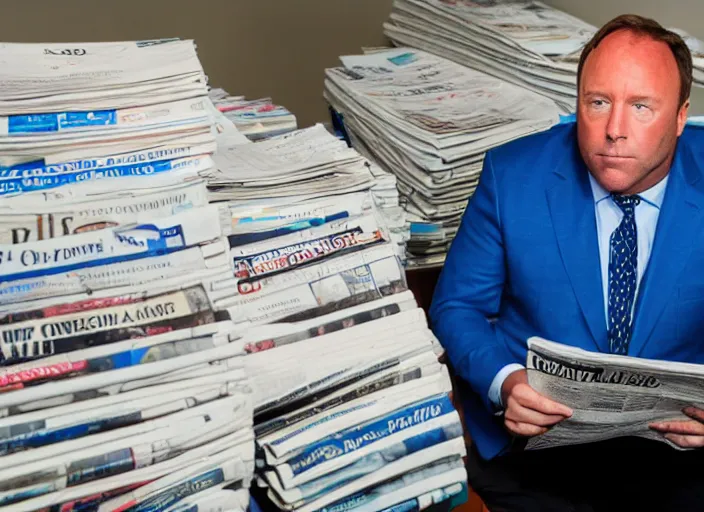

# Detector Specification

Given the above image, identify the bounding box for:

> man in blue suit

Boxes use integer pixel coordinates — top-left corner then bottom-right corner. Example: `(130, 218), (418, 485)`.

(430, 14), (704, 511)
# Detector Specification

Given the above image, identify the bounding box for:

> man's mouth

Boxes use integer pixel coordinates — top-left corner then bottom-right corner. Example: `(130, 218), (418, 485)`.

(597, 153), (634, 159)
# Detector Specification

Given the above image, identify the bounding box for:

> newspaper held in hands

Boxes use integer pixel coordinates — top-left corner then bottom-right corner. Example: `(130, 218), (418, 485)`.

(525, 337), (704, 451)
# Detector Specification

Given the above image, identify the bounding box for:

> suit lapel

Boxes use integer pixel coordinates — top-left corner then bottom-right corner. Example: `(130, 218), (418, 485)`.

(545, 143), (607, 351)
(629, 143), (704, 356)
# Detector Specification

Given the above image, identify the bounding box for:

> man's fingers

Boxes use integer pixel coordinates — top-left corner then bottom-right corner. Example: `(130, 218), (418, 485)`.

(505, 400), (566, 427)
(504, 419), (548, 438)
(664, 433), (704, 449)
(650, 420), (704, 436)
(513, 384), (573, 417)
(683, 407), (704, 423)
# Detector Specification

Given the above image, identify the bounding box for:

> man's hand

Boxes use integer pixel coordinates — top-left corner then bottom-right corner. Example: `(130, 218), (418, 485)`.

(649, 407), (704, 448)
(501, 369), (573, 437)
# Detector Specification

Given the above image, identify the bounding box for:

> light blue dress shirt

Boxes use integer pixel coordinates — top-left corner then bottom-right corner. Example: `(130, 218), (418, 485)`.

(487, 171), (670, 408)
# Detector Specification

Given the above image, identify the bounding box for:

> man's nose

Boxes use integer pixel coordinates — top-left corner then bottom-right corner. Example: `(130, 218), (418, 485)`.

(606, 104), (627, 142)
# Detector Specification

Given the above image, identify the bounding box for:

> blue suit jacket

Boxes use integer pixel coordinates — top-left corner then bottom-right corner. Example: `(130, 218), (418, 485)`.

(429, 121), (704, 461)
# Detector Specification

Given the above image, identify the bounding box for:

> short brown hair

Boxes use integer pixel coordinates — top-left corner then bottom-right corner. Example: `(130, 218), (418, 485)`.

(577, 14), (693, 108)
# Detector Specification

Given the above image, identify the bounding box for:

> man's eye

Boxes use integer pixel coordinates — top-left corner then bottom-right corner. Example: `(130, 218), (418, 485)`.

(591, 100), (605, 107)
(635, 103), (648, 110)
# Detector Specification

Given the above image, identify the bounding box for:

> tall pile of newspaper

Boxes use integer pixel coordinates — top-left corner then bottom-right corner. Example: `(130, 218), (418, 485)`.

(207, 121), (410, 265)
(383, 0), (704, 113)
(324, 48), (561, 268)
(0, 40), (254, 512)
(217, 182), (468, 512)
(209, 87), (298, 141)
(204, 88), (467, 511)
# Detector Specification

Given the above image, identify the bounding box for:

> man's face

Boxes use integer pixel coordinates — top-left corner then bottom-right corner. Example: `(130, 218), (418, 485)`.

(577, 29), (689, 195)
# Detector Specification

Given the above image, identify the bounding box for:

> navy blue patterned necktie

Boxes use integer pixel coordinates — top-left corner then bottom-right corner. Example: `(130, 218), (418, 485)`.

(607, 194), (641, 354)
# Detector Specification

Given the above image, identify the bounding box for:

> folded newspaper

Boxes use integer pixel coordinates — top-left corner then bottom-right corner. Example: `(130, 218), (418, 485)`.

(526, 337), (704, 451)
(209, 87), (298, 141)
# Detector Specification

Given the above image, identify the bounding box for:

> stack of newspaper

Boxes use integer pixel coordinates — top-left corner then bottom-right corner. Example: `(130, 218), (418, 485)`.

(208, 123), (410, 264)
(215, 191), (468, 512)
(0, 40), (254, 512)
(383, 0), (704, 113)
(324, 47), (561, 267)
(0, 40), (219, 185)
(209, 87), (298, 141)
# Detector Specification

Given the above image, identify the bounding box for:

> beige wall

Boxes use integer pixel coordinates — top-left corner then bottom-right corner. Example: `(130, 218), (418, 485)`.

(1, 0), (702, 122)
(544, 0), (704, 37)
(545, 0), (704, 114)
(0, 0), (393, 128)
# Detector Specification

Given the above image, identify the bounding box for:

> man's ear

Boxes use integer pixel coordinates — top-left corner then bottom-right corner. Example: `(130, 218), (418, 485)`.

(677, 98), (690, 136)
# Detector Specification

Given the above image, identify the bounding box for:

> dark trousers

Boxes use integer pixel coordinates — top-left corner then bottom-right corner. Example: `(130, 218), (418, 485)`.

(466, 437), (704, 512)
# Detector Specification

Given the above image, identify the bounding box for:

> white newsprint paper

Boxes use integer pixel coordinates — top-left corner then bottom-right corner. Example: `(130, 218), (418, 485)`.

(525, 337), (704, 451)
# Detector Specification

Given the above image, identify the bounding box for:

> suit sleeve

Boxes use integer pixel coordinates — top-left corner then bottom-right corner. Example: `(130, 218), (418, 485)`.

(429, 150), (519, 412)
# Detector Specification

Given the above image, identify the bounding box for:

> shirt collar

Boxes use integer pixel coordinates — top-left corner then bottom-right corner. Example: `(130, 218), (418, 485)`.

(588, 171), (669, 209)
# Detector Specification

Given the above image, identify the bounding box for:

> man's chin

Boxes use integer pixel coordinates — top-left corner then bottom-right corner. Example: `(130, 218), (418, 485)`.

(590, 167), (639, 194)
